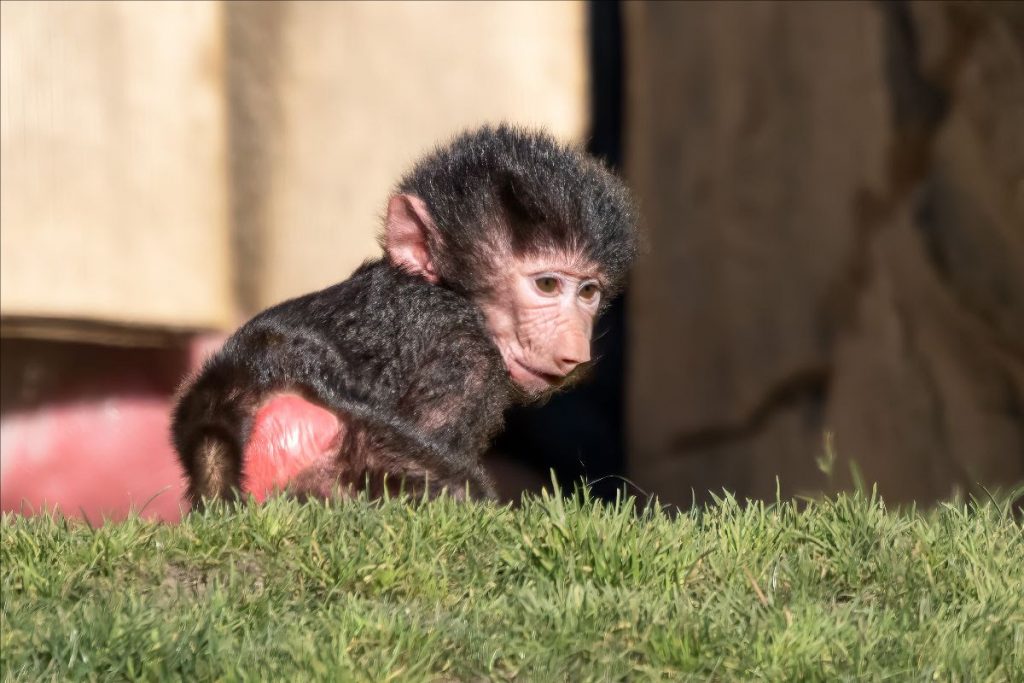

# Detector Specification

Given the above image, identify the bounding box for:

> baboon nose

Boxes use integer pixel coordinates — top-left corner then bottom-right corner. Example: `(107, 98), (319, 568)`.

(556, 340), (590, 375)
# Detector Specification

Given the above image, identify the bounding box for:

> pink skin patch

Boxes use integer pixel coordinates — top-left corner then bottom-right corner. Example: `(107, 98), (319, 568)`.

(480, 258), (601, 395)
(242, 393), (342, 502)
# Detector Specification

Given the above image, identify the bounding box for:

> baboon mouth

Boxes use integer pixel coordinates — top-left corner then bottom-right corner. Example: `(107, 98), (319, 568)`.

(513, 360), (564, 387)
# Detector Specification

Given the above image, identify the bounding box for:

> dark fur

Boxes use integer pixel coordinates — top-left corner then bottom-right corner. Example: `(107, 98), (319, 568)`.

(398, 125), (636, 300)
(172, 125), (635, 507)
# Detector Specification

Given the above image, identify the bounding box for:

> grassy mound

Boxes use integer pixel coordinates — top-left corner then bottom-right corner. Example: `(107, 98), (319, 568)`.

(2, 488), (1022, 680)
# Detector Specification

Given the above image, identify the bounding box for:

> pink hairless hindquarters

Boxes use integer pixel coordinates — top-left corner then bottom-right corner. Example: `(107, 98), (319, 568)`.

(242, 393), (343, 502)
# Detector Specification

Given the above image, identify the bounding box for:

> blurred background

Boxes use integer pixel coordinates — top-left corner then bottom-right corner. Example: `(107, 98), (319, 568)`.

(2, 1), (1022, 523)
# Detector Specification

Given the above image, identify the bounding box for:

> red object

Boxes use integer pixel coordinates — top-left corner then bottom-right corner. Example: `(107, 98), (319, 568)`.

(1, 398), (187, 523)
(1, 337), (347, 524)
(1, 337), (210, 524)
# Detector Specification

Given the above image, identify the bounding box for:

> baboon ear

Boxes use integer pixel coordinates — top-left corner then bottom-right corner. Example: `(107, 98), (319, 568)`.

(384, 194), (439, 284)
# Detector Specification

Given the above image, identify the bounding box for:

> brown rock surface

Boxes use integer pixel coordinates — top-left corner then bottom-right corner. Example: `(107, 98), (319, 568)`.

(626, 2), (1024, 504)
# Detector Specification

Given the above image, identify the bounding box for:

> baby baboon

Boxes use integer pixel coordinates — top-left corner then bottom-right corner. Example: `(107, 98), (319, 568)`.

(172, 125), (637, 506)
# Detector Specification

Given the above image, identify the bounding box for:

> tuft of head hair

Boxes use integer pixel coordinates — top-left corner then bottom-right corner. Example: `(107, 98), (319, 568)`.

(394, 124), (637, 298)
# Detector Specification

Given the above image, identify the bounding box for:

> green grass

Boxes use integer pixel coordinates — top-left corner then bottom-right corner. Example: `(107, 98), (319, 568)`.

(2, 487), (1022, 681)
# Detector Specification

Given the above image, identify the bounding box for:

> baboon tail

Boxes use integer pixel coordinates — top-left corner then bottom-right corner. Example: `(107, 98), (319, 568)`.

(171, 370), (252, 509)
(184, 430), (243, 508)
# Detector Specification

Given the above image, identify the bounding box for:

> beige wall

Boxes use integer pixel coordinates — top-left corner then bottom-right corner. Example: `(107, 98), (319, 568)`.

(0, 0), (588, 333)
(229, 1), (588, 313)
(1, 1), (231, 331)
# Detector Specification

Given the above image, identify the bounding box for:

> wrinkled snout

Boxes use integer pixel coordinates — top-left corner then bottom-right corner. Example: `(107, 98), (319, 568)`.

(552, 326), (591, 376)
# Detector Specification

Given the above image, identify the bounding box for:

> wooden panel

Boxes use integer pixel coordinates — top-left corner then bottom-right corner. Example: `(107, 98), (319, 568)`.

(1, 1), (231, 330)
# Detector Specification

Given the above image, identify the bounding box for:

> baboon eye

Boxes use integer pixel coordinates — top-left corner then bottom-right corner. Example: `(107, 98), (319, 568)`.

(535, 276), (559, 294)
(578, 283), (600, 301)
